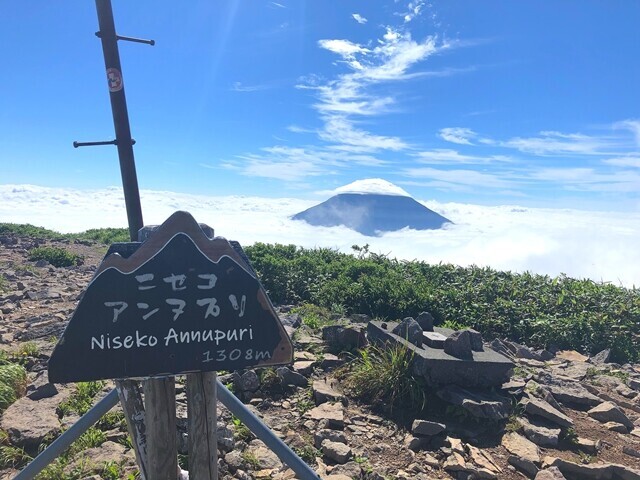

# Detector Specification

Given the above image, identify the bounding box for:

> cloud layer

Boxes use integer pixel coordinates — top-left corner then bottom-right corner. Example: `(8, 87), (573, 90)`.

(2, 184), (638, 288)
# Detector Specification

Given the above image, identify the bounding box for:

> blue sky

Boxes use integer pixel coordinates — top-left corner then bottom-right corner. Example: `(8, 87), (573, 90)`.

(2, 1), (639, 210)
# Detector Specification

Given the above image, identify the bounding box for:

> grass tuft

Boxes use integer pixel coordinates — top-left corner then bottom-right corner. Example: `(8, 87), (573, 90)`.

(339, 343), (425, 411)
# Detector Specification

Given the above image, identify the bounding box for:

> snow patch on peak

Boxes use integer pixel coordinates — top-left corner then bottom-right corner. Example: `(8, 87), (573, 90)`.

(334, 178), (411, 197)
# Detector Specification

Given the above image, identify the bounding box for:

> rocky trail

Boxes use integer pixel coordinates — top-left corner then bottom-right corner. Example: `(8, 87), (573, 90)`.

(1, 233), (640, 479)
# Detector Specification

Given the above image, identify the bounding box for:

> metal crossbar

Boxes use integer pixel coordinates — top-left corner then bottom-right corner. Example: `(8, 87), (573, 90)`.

(15, 382), (320, 480)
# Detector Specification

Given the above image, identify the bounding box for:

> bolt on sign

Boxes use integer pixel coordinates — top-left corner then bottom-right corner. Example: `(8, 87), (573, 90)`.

(48, 211), (293, 383)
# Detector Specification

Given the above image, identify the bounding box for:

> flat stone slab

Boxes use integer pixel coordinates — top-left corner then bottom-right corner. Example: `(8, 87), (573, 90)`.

(423, 331), (447, 348)
(368, 321), (512, 387)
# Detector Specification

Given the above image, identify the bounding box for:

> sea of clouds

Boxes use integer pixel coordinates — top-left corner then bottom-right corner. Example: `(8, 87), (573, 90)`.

(1, 184), (638, 288)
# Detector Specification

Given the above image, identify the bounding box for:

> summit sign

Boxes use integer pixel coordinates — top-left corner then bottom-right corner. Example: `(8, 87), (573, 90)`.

(48, 211), (293, 383)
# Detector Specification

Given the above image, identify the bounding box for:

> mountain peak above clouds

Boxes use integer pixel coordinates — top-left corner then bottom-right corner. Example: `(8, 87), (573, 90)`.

(293, 179), (452, 236)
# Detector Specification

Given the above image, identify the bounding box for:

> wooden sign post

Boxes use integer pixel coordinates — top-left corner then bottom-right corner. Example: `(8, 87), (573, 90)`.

(49, 211), (294, 479)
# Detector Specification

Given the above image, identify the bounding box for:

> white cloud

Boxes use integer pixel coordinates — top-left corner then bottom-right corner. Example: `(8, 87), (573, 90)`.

(528, 167), (640, 193)
(415, 149), (511, 164)
(231, 82), (268, 92)
(502, 131), (610, 155)
(352, 13), (367, 24)
(614, 119), (640, 146)
(319, 116), (408, 152)
(2, 184), (639, 287)
(603, 155), (640, 168)
(403, 167), (515, 189)
(398, 0), (426, 23)
(318, 39), (370, 61)
(439, 127), (477, 145)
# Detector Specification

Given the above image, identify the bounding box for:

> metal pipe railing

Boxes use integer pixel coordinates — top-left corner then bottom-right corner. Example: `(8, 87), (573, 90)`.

(216, 381), (321, 480)
(14, 389), (120, 480)
(17, 382), (320, 480)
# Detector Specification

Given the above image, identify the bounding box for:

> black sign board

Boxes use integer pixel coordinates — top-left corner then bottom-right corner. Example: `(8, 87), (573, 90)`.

(48, 211), (293, 383)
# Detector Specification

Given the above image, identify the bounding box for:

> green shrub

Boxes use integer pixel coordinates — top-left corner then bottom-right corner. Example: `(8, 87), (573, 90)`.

(73, 228), (129, 244)
(0, 275), (7, 293)
(0, 364), (27, 412)
(28, 246), (82, 267)
(244, 244), (640, 362)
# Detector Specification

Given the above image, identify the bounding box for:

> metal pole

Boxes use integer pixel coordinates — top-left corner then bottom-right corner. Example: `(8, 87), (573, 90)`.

(14, 390), (119, 480)
(216, 381), (321, 480)
(95, 0), (144, 240)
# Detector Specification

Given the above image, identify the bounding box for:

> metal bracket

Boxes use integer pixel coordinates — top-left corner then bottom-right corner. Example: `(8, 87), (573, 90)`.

(73, 139), (136, 148)
(95, 31), (155, 46)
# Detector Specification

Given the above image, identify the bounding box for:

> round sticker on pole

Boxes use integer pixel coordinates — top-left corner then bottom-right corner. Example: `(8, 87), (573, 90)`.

(106, 67), (123, 92)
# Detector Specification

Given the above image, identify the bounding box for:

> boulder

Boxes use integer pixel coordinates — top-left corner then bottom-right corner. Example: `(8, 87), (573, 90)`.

(535, 467), (567, 479)
(444, 330), (473, 359)
(587, 401), (634, 429)
(391, 318), (423, 347)
(322, 324), (367, 351)
(276, 367), (308, 388)
(524, 398), (573, 428)
(0, 386), (72, 452)
(411, 420), (446, 437)
(321, 439), (352, 464)
(415, 312), (434, 331)
(437, 385), (511, 420)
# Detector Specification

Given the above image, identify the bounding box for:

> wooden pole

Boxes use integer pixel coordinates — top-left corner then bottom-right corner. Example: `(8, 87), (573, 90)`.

(187, 372), (218, 479)
(143, 377), (178, 479)
(115, 380), (149, 479)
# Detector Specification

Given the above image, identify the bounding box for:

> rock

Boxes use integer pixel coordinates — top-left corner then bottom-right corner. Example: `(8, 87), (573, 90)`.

(587, 401), (634, 429)
(349, 313), (371, 323)
(0, 387), (72, 452)
(590, 349), (612, 365)
(437, 385), (512, 420)
(322, 324), (367, 351)
(502, 432), (541, 464)
(321, 439), (352, 464)
(423, 331), (447, 348)
(519, 417), (560, 447)
(555, 350), (589, 362)
(404, 434), (427, 452)
(467, 329), (484, 351)
(276, 367), (308, 387)
(280, 313), (301, 328)
(25, 370), (58, 400)
(304, 403), (344, 428)
(391, 318), (423, 347)
(508, 455), (540, 479)
(246, 441), (284, 470)
(237, 370), (260, 392)
(66, 441), (135, 473)
(524, 398), (573, 428)
(314, 429), (347, 449)
(604, 421), (629, 433)
(623, 446), (640, 459)
(575, 437), (599, 454)
(313, 378), (344, 405)
(225, 450), (244, 471)
(444, 330), (473, 359)
(411, 419), (446, 437)
(467, 445), (502, 476)
(545, 384), (601, 407)
(535, 467), (567, 479)
(293, 360), (315, 377)
(320, 353), (344, 371)
(630, 379), (640, 392)
(415, 312), (434, 331)
(217, 424), (235, 452)
(443, 452), (467, 473)
(543, 456), (640, 480)
(330, 461), (362, 478)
